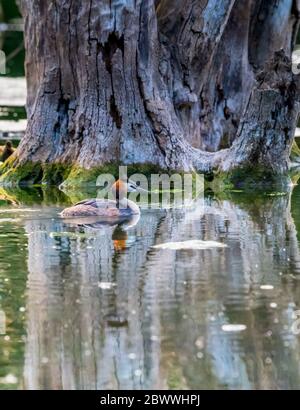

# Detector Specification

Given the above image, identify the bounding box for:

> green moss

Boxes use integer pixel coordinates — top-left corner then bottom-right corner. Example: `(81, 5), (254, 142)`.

(0, 153), (18, 171)
(290, 168), (300, 186)
(0, 185), (72, 206)
(291, 140), (300, 163)
(0, 162), (43, 187)
(62, 164), (119, 189)
(210, 166), (291, 193)
(0, 160), (167, 189)
(0, 161), (72, 188)
(41, 186), (72, 206)
(0, 159), (293, 195)
(42, 163), (72, 186)
(0, 187), (19, 206)
(61, 163), (166, 188)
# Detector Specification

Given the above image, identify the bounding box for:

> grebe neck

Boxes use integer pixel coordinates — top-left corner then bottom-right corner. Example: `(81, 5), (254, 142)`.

(117, 198), (140, 215)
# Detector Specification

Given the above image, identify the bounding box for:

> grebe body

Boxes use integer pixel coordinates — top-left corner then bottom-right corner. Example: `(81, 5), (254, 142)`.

(60, 180), (146, 219)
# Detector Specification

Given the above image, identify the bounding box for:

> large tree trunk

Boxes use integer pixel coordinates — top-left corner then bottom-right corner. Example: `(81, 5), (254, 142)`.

(16, 0), (300, 174)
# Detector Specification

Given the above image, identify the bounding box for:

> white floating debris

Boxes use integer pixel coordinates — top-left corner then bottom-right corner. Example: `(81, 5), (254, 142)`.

(128, 353), (137, 360)
(152, 240), (227, 250)
(260, 285), (274, 290)
(0, 374), (18, 384)
(195, 336), (204, 350)
(270, 303), (278, 309)
(0, 310), (6, 335)
(19, 307), (26, 313)
(98, 282), (116, 290)
(196, 352), (204, 359)
(222, 324), (247, 332)
(134, 369), (143, 377)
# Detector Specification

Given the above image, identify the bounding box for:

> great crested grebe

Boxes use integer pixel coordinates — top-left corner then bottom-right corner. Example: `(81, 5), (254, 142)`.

(60, 179), (148, 219)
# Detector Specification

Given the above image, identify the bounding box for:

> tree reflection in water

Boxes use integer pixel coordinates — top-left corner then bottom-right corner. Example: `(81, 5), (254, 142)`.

(22, 192), (300, 389)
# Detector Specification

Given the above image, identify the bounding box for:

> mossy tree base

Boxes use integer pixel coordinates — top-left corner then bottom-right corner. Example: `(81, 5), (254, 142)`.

(15, 2), (300, 179)
(210, 167), (293, 193)
(0, 160), (295, 194)
(0, 161), (166, 189)
(291, 140), (300, 163)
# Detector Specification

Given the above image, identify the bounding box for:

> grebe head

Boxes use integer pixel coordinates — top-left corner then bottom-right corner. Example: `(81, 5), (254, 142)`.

(111, 179), (148, 201)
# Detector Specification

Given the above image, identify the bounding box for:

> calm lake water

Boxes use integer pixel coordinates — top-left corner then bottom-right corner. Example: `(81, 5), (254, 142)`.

(0, 185), (300, 390)
(1, 1), (300, 390)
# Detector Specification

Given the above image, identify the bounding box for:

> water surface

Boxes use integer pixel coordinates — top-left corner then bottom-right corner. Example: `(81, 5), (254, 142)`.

(0, 185), (300, 390)
(1, 0), (300, 391)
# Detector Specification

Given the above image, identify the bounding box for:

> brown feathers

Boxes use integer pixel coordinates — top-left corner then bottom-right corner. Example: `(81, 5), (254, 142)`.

(61, 202), (121, 218)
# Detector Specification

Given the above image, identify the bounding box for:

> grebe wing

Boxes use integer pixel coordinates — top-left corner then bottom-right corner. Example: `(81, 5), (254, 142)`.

(74, 198), (116, 208)
(61, 199), (120, 218)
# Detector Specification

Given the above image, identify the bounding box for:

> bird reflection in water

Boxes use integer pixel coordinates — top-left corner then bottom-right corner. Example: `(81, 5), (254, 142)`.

(61, 213), (141, 252)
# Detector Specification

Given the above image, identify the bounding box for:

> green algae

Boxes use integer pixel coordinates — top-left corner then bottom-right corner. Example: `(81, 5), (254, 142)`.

(0, 161), (170, 188)
(61, 163), (166, 188)
(209, 166), (291, 194)
(0, 159), (294, 195)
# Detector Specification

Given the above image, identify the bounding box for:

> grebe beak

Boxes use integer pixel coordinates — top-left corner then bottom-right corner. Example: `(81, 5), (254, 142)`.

(127, 180), (149, 193)
(136, 186), (149, 194)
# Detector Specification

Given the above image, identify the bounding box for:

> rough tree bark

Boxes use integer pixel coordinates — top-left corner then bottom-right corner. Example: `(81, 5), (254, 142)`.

(15, 0), (300, 175)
